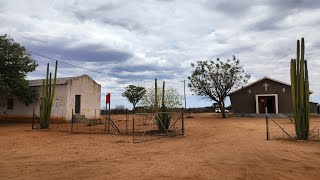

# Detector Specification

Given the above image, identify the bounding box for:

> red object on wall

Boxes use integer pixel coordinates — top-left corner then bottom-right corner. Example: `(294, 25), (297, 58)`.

(106, 93), (110, 104)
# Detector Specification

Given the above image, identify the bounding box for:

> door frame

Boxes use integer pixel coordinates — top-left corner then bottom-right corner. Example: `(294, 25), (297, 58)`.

(255, 94), (278, 114)
(75, 95), (81, 114)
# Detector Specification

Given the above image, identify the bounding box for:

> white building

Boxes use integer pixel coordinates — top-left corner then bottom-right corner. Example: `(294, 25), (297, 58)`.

(0, 74), (101, 122)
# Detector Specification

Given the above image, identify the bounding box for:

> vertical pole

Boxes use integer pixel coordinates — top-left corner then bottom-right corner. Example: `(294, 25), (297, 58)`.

(108, 101), (111, 119)
(265, 107), (269, 140)
(61, 109), (63, 130)
(104, 114), (107, 132)
(71, 109), (74, 133)
(184, 80), (186, 115)
(66, 109), (67, 131)
(182, 108), (184, 136)
(107, 104), (110, 133)
(126, 108), (128, 134)
(90, 112), (92, 132)
(32, 109), (35, 129)
(132, 115), (135, 143)
(107, 120), (110, 133)
(107, 100), (111, 133)
(77, 110), (79, 132)
(105, 99), (108, 133)
(155, 79), (158, 113)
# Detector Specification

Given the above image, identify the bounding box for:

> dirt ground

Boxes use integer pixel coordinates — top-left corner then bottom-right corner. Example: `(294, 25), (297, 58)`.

(1, 113), (320, 180)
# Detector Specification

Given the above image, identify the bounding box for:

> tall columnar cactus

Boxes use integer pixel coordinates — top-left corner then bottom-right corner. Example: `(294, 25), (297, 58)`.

(40, 61), (58, 129)
(154, 79), (170, 133)
(290, 38), (309, 140)
(160, 81), (170, 132)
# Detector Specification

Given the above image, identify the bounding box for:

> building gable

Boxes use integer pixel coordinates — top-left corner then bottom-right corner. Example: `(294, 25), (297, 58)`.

(229, 77), (291, 97)
(229, 77), (291, 96)
(229, 76), (317, 114)
(28, 74), (100, 87)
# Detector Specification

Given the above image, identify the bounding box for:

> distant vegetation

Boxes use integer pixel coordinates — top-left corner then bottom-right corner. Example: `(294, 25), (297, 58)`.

(108, 105), (128, 114)
(122, 85), (146, 111)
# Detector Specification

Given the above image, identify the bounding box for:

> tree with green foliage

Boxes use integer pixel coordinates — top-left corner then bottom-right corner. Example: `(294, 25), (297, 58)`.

(213, 103), (219, 109)
(188, 56), (248, 118)
(0, 34), (38, 106)
(122, 85), (146, 111)
(140, 86), (182, 111)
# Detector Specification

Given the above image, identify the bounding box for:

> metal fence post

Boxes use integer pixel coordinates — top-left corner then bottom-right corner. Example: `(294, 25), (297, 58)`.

(71, 109), (74, 133)
(132, 115), (135, 143)
(32, 109), (35, 129)
(126, 108), (128, 134)
(107, 117), (110, 133)
(104, 114), (107, 132)
(265, 107), (269, 140)
(182, 108), (185, 136)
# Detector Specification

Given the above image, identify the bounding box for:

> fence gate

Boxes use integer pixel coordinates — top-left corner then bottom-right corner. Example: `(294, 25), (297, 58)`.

(132, 111), (184, 143)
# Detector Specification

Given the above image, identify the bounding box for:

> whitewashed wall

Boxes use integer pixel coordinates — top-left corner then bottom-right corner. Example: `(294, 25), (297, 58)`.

(66, 75), (101, 120)
(0, 75), (101, 122)
(0, 85), (68, 122)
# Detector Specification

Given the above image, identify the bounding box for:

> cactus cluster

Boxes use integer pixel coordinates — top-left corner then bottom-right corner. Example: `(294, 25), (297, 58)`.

(290, 38), (309, 140)
(40, 61), (58, 129)
(154, 78), (170, 133)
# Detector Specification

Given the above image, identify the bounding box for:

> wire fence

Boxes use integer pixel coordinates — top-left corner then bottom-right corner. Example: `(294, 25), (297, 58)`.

(32, 108), (101, 123)
(266, 113), (320, 141)
(132, 112), (184, 143)
(0, 110), (7, 123)
(32, 109), (185, 143)
(32, 108), (129, 134)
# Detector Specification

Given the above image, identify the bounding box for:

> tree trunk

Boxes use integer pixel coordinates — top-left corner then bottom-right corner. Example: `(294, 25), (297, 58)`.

(220, 102), (226, 118)
(133, 104), (136, 113)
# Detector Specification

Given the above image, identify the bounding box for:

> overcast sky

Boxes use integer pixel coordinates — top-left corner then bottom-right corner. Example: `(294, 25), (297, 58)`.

(1, 0), (320, 109)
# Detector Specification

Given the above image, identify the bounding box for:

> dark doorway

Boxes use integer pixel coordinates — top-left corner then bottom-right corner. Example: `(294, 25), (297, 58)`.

(75, 95), (81, 114)
(7, 99), (13, 110)
(258, 96), (276, 113)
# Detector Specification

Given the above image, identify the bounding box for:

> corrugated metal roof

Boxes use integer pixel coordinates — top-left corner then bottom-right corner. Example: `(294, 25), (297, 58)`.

(28, 74), (98, 87)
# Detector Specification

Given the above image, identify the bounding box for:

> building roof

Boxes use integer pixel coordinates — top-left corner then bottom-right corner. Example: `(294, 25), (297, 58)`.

(28, 74), (99, 87)
(228, 76), (313, 95)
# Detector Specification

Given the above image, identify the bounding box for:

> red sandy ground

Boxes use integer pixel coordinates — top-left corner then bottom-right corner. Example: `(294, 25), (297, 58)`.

(1, 113), (320, 180)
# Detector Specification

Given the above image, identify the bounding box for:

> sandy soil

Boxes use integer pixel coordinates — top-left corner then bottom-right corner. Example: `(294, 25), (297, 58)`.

(1, 113), (320, 180)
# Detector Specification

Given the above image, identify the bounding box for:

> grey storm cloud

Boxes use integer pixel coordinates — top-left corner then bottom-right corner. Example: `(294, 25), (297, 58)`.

(69, 2), (142, 31)
(268, 0), (320, 9)
(247, 1), (320, 32)
(111, 64), (181, 73)
(206, 1), (253, 17)
(27, 43), (133, 62)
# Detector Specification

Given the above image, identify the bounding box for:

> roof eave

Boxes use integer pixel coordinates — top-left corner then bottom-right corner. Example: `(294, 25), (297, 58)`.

(228, 76), (313, 96)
